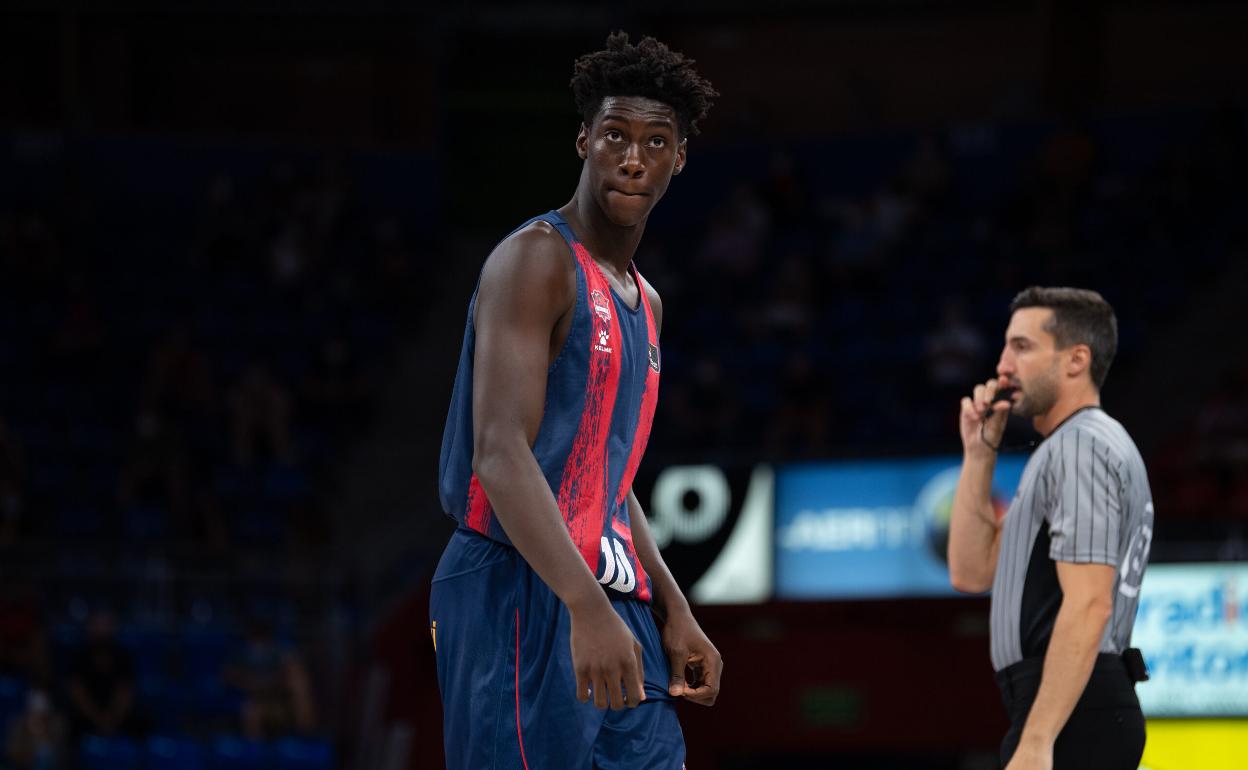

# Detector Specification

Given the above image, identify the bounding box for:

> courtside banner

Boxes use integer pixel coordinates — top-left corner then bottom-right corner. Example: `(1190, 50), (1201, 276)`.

(1134, 563), (1248, 717)
(773, 456), (1027, 599)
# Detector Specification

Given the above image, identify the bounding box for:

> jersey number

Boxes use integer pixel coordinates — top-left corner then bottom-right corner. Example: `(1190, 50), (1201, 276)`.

(1118, 504), (1153, 598)
(597, 536), (636, 594)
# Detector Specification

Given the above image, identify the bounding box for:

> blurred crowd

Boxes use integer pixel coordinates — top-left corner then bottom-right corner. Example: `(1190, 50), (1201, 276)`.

(643, 104), (1248, 472)
(1, 88), (1245, 769)
(0, 144), (424, 767)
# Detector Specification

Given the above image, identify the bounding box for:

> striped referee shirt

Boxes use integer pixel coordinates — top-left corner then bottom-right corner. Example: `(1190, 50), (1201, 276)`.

(989, 407), (1155, 671)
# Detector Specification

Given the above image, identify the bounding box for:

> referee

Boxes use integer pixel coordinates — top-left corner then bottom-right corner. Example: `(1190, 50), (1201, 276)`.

(948, 287), (1154, 770)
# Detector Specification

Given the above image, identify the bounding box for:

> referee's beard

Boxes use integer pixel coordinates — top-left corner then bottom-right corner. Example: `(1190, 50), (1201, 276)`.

(1012, 365), (1059, 419)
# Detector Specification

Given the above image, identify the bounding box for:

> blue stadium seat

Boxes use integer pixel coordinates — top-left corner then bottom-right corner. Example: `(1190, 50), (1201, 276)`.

(209, 735), (272, 770)
(124, 505), (171, 540)
(56, 504), (106, 538)
(0, 676), (27, 727)
(274, 736), (333, 770)
(263, 464), (310, 503)
(147, 735), (206, 770)
(81, 735), (142, 770)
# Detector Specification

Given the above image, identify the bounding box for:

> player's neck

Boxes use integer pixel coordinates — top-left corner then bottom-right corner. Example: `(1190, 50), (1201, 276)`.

(560, 193), (645, 277)
(1033, 385), (1101, 437)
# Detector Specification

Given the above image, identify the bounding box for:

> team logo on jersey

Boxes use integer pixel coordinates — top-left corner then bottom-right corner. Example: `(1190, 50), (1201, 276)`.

(590, 289), (612, 323)
(647, 343), (660, 373)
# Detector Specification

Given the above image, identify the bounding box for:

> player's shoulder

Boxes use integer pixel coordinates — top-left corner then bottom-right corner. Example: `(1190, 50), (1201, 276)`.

(489, 219), (575, 271)
(479, 219), (577, 302)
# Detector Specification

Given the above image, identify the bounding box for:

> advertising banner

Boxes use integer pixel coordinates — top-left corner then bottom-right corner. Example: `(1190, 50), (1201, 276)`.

(1134, 563), (1248, 717)
(774, 456), (1028, 599)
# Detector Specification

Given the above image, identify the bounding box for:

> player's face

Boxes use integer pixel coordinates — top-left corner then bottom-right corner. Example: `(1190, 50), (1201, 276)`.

(576, 96), (687, 227)
(997, 307), (1061, 418)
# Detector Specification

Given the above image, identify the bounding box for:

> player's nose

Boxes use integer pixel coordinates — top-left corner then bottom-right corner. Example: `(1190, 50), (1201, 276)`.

(618, 142), (645, 176)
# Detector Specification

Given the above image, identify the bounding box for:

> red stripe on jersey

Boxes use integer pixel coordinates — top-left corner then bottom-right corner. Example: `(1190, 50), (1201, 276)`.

(557, 243), (622, 570)
(614, 267), (661, 510)
(514, 608), (531, 770)
(465, 474), (493, 534)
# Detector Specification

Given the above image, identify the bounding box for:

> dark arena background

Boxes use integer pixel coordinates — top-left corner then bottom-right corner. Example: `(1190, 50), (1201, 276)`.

(3, 1), (1247, 769)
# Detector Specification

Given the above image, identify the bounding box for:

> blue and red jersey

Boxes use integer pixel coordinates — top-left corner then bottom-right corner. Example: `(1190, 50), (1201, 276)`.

(438, 211), (660, 602)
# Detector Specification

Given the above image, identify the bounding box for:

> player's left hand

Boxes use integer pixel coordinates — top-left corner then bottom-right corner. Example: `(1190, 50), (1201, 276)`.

(661, 611), (722, 706)
(1003, 740), (1052, 770)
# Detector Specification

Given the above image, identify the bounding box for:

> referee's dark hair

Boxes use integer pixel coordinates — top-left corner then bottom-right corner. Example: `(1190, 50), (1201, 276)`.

(1010, 286), (1118, 389)
(570, 31), (718, 138)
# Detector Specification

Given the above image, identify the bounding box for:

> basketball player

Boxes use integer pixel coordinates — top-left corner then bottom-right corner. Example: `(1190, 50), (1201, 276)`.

(949, 287), (1153, 770)
(431, 33), (721, 769)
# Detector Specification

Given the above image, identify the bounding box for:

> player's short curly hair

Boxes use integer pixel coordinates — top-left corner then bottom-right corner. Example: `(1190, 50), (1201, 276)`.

(570, 31), (718, 138)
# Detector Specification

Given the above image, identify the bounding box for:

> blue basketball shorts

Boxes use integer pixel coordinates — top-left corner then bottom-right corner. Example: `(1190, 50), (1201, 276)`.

(430, 527), (685, 770)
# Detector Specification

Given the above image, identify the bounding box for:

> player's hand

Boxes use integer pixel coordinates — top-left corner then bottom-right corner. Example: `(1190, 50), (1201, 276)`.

(662, 610), (722, 706)
(1003, 740), (1052, 770)
(960, 376), (1011, 456)
(569, 602), (646, 710)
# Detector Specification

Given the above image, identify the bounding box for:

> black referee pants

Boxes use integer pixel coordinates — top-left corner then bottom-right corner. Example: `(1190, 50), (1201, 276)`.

(996, 653), (1145, 770)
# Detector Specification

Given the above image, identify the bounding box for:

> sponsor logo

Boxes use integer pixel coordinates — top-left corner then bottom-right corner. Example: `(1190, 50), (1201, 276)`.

(595, 327), (612, 354)
(648, 343), (661, 373)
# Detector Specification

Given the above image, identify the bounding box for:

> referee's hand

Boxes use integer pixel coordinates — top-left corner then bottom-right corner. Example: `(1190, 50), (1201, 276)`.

(960, 377), (1011, 455)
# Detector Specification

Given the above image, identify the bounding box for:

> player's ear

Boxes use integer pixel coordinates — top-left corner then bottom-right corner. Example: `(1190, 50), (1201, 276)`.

(673, 138), (687, 175)
(576, 123), (589, 160)
(1067, 344), (1092, 379)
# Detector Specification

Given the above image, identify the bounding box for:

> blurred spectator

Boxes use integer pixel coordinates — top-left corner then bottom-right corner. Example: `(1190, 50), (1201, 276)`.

(50, 272), (107, 376)
(4, 212), (63, 291)
(229, 361), (296, 467)
(903, 134), (952, 206)
(65, 611), (142, 741)
(269, 218), (312, 290)
(223, 620), (315, 740)
(302, 332), (371, 440)
(142, 324), (216, 423)
(696, 185), (770, 284)
(1193, 365), (1248, 469)
(4, 689), (66, 770)
(0, 580), (49, 686)
(759, 151), (811, 229)
(923, 299), (987, 390)
(765, 353), (832, 456)
(116, 407), (189, 521)
(0, 418), (27, 547)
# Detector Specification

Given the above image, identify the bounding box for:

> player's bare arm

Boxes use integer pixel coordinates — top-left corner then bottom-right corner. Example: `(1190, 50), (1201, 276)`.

(1006, 562), (1115, 770)
(948, 376), (1011, 592)
(628, 489), (722, 706)
(626, 279), (722, 707)
(471, 223), (645, 710)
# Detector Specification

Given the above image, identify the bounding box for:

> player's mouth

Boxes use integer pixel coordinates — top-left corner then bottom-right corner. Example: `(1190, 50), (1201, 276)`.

(608, 187), (650, 197)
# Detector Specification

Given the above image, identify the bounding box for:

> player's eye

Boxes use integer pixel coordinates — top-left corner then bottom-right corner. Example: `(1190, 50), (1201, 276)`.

(605, 129), (623, 142)
(648, 136), (666, 148)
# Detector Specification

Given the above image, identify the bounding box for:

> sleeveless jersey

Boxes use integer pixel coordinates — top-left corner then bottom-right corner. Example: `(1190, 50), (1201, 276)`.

(438, 211), (661, 602)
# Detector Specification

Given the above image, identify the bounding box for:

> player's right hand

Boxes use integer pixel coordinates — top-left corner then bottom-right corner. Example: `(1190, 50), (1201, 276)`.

(569, 602), (646, 710)
(960, 377), (1010, 455)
